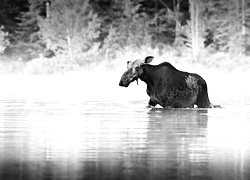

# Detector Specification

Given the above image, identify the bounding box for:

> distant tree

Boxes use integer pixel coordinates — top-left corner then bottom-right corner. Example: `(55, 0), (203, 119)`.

(244, 0), (250, 53)
(102, 0), (151, 57)
(237, 0), (250, 54)
(38, 0), (101, 60)
(172, 0), (184, 46)
(13, 0), (46, 59)
(144, 0), (177, 45)
(0, 0), (28, 43)
(0, 25), (10, 53)
(139, 0), (190, 52)
(154, 0), (187, 46)
(183, 0), (207, 57)
(205, 0), (250, 54)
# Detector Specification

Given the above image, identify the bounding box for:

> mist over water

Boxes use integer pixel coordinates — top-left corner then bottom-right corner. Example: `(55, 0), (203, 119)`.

(0, 70), (250, 180)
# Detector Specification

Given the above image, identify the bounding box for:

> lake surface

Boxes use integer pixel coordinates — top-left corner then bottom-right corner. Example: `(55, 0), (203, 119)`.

(0, 73), (250, 180)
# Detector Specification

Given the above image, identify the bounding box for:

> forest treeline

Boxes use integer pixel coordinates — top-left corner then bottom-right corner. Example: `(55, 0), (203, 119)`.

(0, 0), (250, 73)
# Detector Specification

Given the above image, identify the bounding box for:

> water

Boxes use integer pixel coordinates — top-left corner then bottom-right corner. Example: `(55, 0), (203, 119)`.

(0, 73), (250, 180)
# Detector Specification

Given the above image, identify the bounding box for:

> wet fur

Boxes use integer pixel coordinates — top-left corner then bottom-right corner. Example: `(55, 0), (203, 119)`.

(139, 62), (213, 108)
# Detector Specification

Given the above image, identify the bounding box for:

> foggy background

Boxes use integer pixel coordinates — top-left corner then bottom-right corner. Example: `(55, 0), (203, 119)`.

(0, 0), (250, 73)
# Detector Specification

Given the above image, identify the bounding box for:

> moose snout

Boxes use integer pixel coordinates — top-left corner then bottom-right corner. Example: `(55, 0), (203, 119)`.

(119, 79), (129, 87)
(119, 80), (124, 86)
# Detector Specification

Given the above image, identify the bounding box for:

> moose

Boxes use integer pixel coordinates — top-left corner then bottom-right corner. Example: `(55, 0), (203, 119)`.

(119, 56), (219, 108)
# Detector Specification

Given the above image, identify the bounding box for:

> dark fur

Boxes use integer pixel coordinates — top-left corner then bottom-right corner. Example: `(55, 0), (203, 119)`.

(120, 61), (216, 108)
(140, 63), (212, 108)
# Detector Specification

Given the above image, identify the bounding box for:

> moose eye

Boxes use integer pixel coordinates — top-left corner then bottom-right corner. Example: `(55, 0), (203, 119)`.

(135, 67), (140, 72)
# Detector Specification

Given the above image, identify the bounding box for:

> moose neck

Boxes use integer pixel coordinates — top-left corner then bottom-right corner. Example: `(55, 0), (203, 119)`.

(139, 64), (159, 87)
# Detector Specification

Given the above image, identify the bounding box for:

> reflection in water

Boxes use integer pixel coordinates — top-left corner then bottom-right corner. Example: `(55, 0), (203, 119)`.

(147, 109), (210, 180)
(0, 99), (250, 180)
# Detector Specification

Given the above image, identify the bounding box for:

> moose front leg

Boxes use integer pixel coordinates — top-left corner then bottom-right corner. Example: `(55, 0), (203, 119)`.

(147, 99), (157, 108)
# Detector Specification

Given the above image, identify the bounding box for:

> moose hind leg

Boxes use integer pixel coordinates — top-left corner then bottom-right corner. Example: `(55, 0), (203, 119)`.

(196, 79), (213, 108)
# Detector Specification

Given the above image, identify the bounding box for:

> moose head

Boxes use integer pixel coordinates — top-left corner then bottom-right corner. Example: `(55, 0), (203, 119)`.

(119, 56), (154, 87)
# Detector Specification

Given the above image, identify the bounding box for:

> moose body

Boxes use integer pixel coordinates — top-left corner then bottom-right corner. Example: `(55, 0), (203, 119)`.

(119, 56), (217, 108)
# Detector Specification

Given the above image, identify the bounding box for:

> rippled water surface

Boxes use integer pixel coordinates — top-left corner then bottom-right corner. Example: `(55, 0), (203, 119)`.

(0, 74), (250, 180)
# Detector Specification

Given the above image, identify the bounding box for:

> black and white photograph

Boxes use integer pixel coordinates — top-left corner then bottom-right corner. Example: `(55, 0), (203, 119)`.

(0, 0), (250, 180)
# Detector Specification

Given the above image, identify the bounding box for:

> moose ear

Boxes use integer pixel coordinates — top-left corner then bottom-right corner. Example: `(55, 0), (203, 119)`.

(127, 61), (132, 69)
(144, 56), (154, 64)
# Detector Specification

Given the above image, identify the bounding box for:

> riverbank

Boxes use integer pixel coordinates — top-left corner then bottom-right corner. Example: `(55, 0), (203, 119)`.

(0, 46), (250, 75)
